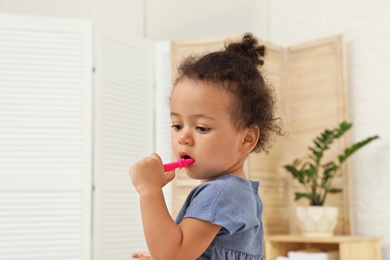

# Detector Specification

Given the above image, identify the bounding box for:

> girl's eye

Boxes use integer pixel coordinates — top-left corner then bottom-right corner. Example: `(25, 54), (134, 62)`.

(196, 126), (210, 133)
(172, 124), (182, 131)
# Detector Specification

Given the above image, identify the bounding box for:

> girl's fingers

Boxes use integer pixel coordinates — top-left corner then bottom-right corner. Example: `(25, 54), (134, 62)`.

(149, 153), (162, 163)
(132, 252), (151, 259)
(164, 169), (176, 183)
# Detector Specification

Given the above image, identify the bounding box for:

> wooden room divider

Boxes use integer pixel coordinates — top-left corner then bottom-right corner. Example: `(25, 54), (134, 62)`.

(170, 34), (350, 235)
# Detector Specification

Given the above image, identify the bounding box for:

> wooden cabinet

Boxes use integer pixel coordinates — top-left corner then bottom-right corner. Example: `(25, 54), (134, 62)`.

(265, 235), (382, 260)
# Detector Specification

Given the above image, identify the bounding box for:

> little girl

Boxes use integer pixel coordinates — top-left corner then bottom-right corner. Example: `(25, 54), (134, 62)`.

(130, 33), (282, 260)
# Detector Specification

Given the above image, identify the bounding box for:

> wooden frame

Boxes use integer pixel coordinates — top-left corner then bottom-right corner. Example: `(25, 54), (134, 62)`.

(170, 34), (350, 235)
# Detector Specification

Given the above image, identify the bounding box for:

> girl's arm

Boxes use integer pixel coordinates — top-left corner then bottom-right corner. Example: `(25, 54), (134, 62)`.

(130, 153), (221, 260)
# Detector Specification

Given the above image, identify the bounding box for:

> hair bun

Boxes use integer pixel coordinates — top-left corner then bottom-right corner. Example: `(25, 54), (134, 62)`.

(225, 33), (266, 67)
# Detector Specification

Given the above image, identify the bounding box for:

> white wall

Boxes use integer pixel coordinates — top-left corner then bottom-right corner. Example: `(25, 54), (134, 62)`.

(0, 0), (269, 43)
(0, 0), (144, 36)
(269, 0), (390, 259)
(145, 0), (269, 40)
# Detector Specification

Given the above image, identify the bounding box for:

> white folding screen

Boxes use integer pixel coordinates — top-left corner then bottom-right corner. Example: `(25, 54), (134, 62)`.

(0, 14), (172, 260)
(93, 30), (154, 259)
(154, 41), (173, 212)
(0, 14), (92, 259)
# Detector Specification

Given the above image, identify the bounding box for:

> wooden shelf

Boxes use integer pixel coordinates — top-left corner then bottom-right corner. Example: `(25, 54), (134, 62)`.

(264, 235), (382, 260)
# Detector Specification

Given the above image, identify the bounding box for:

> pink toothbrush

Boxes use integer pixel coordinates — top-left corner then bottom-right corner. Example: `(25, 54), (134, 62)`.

(163, 158), (195, 172)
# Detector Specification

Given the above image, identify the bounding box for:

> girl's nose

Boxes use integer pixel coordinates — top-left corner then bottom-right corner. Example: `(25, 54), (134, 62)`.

(178, 130), (193, 145)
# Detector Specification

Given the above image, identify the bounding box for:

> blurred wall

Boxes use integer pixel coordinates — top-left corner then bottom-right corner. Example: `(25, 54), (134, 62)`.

(0, 0), (268, 40)
(0, 0), (144, 36)
(145, 0), (269, 40)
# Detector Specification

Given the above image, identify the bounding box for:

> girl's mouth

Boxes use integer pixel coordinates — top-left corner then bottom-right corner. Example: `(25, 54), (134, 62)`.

(179, 152), (192, 160)
(179, 153), (195, 167)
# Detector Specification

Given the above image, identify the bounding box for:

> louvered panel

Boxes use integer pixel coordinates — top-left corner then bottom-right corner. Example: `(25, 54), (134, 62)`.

(155, 41), (174, 211)
(0, 192), (83, 259)
(170, 34), (350, 239)
(155, 41), (173, 165)
(98, 191), (143, 260)
(248, 42), (290, 235)
(286, 35), (349, 235)
(0, 15), (92, 259)
(94, 31), (153, 259)
(0, 15), (92, 190)
(258, 176), (288, 235)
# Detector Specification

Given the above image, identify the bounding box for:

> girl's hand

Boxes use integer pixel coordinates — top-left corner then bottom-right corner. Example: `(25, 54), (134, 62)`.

(129, 153), (175, 194)
(132, 252), (152, 259)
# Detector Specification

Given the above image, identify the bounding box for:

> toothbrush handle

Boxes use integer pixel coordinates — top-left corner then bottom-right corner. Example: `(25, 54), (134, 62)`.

(163, 158), (195, 172)
(163, 161), (180, 172)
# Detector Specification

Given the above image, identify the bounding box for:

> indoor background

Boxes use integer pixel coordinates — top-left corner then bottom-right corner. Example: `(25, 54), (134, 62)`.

(0, 0), (389, 259)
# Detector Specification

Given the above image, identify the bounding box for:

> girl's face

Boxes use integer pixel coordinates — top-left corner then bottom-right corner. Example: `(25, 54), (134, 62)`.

(170, 79), (248, 181)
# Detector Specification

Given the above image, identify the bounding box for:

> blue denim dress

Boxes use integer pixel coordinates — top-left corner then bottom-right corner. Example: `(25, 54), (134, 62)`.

(175, 174), (264, 260)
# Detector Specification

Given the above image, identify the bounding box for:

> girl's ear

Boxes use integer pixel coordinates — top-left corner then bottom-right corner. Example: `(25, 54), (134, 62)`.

(240, 125), (260, 154)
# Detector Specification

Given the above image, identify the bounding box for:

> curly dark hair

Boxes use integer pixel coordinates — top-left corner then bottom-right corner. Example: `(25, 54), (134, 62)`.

(173, 33), (283, 153)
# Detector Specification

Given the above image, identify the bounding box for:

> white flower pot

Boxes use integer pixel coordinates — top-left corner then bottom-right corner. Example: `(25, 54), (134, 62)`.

(296, 206), (338, 237)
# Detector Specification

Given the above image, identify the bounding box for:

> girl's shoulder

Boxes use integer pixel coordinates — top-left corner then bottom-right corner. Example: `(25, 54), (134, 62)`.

(189, 174), (259, 205)
(195, 174), (259, 194)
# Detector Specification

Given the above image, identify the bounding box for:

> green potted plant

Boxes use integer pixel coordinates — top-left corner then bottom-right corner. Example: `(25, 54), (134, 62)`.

(283, 121), (379, 236)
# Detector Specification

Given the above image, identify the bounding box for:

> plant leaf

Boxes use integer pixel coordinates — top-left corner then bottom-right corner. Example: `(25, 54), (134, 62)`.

(327, 188), (342, 193)
(283, 121), (379, 205)
(284, 165), (306, 184)
(295, 192), (313, 201)
(338, 135), (380, 164)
